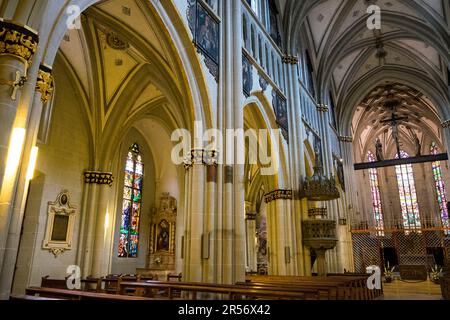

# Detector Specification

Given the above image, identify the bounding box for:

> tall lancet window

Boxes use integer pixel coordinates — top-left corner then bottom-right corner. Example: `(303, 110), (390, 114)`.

(395, 150), (421, 232)
(367, 151), (384, 236)
(118, 143), (144, 258)
(430, 142), (449, 234)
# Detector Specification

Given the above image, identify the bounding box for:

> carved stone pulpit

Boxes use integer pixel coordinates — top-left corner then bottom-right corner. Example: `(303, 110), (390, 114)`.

(302, 208), (337, 276)
(148, 193), (177, 272)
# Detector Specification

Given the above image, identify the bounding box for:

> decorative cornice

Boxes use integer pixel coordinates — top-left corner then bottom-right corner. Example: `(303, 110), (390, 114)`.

(264, 189), (293, 203)
(0, 20), (39, 65)
(84, 171), (114, 186)
(442, 120), (450, 128)
(36, 64), (53, 103)
(316, 104), (329, 112)
(338, 136), (353, 143)
(282, 55), (299, 65)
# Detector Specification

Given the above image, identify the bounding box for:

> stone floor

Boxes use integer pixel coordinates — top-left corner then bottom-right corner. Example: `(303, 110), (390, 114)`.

(378, 279), (443, 300)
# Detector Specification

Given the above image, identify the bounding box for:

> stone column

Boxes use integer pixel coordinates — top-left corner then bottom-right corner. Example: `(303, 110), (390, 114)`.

(203, 151), (218, 283)
(339, 137), (357, 271)
(0, 21), (38, 280)
(283, 55), (304, 276)
(219, 0), (245, 285)
(231, 0), (246, 285)
(182, 149), (206, 282)
(245, 211), (257, 272)
(82, 171), (114, 277)
(264, 190), (294, 275)
(0, 64), (52, 299)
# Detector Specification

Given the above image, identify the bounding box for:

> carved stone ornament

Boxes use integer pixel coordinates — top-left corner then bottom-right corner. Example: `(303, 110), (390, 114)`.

(84, 171), (114, 186)
(106, 31), (129, 50)
(442, 119), (450, 128)
(264, 189), (293, 203)
(338, 135), (353, 143)
(42, 191), (77, 258)
(0, 20), (39, 65)
(282, 55), (299, 65)
(36, 64), (54, 103)
(300, 150), (340, 201)
(183, 149), (219, 170)
(316, 103), (329, 112)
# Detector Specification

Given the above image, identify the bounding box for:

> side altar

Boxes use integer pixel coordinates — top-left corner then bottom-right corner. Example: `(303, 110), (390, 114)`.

(137, 192), (178, 280)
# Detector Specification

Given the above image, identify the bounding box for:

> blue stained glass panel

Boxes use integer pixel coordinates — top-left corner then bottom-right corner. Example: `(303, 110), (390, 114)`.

(118, 143), (144, 257)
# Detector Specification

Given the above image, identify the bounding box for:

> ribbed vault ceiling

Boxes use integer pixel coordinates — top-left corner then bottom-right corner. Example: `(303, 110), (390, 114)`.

(282, 0), (449, 132)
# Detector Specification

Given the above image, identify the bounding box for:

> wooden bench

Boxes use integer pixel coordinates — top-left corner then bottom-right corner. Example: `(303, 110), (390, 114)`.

(237, 280), (342, 300)
(40, 275), (103, 293)
(167, 273), (182, 282)
(41, 276), (68, 289)
(25, 287), (156, 300)
(10, 294), (66, 301)
(327, 272), (383, 299)
(101, 274), (141, 294)
(119, 281), (324, 300)
(245, 275), (372, 300)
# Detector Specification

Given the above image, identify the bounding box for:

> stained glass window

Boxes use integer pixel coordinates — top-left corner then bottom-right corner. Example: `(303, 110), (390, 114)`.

(118, 143), (143, 258)
(430, 142), (449, 235)
(395, 150), (421, 233)
(367, 151), (384, 236)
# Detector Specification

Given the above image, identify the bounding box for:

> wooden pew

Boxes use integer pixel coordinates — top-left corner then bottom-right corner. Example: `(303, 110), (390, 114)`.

(41, 275), (102, 293)
(81, 277), (102, 292)
(237, 281), (342, 300)
(25, 287), (156, 300)
(41, 276), (68, 289)
(167, 273), (182, 282)
(441, 276), (450, 300)
(10, 294), (66, 301)
(327, 272), (382, 299)
(100, 274), (140, 294)
(119, 281), (325, 300)
(245, 275), (371, 300)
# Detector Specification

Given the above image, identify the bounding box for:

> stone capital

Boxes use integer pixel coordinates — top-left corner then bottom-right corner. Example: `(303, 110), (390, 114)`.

(282, 55), (299, 65)
(338, 135), (353, 143)
(183, 149), (219, 170)
(36, 64), (54, 103)
(245, 212), (257, 220)
(316, 104), (329, 112)
(0, 20), (39, 65)
(84, 171), (114, 186)
(264, 189), (293, 203)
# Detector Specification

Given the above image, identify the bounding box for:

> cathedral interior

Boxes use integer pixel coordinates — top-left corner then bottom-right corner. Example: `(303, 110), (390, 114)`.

(0, 0), (449, 301)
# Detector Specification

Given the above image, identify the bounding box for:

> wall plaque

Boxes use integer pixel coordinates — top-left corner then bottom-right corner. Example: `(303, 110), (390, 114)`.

(42, 191), (76, 257)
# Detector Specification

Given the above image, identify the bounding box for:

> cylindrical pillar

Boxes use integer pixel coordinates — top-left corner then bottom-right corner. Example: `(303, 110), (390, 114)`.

(183, 150), (205, 282)
(245, 212), (257, 272)
(0, 66), (49, 301)
(0, 22), (38, 279)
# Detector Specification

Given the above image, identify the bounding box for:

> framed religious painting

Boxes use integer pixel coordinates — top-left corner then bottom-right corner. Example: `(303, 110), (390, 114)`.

(187, 0), (220, 81)
(242, 53), (253, 97)
(195, 1), (219, 64)
(272, 90), (288, 142)
(42, 191), (77, 257)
